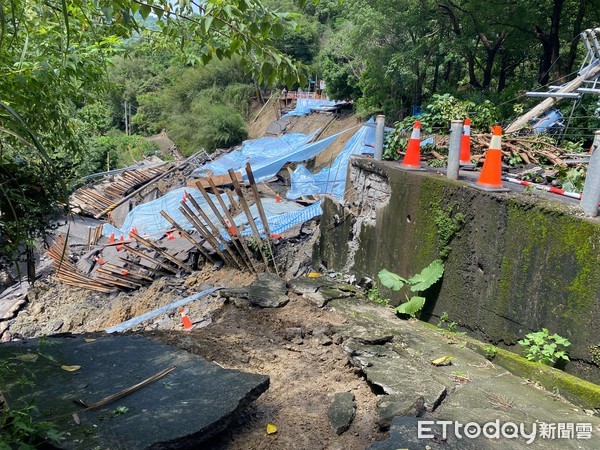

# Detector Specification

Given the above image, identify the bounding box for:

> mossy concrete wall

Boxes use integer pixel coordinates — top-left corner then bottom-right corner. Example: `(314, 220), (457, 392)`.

(316, 156), (600, 384)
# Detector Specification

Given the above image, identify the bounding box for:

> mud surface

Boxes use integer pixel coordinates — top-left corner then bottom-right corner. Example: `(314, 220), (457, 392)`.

(146, 292), (384, 450)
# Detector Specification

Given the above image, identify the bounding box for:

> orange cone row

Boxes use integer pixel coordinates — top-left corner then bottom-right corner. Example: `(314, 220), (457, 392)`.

(395, 119), (507, 191)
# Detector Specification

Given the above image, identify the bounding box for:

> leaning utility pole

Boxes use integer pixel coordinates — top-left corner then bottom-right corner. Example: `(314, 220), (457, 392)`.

(506, 28), (600, 134)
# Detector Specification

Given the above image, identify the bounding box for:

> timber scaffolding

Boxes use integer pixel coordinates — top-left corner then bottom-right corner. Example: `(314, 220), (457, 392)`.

(51, 163), (282, 293)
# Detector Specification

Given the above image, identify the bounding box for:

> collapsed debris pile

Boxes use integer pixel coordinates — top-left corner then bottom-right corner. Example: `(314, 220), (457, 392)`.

(0, 99), (371, 341)
(427, 133), (589, 167)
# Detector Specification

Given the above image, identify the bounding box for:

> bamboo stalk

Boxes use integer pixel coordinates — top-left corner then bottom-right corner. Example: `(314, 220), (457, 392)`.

(194, 181), (256, 271)
(76, 366), (176, 410)
(96, 268), (143, 288)
(207, 178), (258, 272)
(102, 263), (154, 282)
(122, 245), (177, 274)
(118, 257), (166, 275)
(130, 234), (193, 273)
(185, 193), (245, 269)
(228, 168), (272, 272)
(178, 205), (239, 268)
(245, 163), (280, 276)
(94, 151), (205, 219)
(159, 210), (216, 264)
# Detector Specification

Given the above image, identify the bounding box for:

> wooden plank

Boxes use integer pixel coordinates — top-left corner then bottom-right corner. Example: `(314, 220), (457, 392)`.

(186, 171), (243, 189)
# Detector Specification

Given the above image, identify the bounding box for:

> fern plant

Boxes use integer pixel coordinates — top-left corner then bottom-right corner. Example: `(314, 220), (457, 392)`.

(378, 260), (444, 318)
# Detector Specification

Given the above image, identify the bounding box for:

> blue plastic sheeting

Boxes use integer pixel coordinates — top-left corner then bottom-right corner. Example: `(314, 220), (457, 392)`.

(287, 120), (376, 200)
(191, 132), (311, 180)
(531, 109), (564, 133)
(102, 187), (322, 242)
(191, 129), (347, 184)
(282, 98), (339, 117)
(102, 187), (231, 240)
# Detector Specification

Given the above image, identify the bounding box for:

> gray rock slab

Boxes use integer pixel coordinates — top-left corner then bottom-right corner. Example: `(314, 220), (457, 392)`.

(265, 117), (292, 136)
(287, 277), (331, 294)
(376, 395), (426, 429)
(0, 334), (269, 449)
(221, 273), (288, 308)
(288, 278), (358, 308)
(344, 340), (447, 410)
(0, 278), (30, 320)
(328, 392), (356, 435)
(159, 237), (196, 261)
(435, 374), (600, 449)
(53, 215), (104, 247)
(332, 298), (600, 449)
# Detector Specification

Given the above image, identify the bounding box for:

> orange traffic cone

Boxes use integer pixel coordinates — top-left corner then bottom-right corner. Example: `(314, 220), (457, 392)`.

(179, 308), (194, 331)
(460, 118), (475, 169)
(275, 193), (281, 203)
(471, 126), (509, 192)
(399, 121), (425, 170)
(129, 227), (138, 239)
(116, 235), (124, 251)
(226, 220), (237, 236)
(93, 255), (105, 265)
(166, 231), (175, 241)
(109, 233), (115, 244)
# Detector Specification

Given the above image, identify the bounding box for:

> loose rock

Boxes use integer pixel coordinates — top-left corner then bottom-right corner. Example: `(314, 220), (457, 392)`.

(328, 391), (356, 435)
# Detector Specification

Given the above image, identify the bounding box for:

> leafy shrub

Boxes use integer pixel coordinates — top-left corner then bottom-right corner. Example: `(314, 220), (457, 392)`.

(74, 133), (159, 178)
(378, 260), (444, 318)
(518, 328), (571, 366)
(384, 94), (498, 157)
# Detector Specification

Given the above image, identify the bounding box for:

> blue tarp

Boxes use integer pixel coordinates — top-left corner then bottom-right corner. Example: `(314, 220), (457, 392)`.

(282, 98), (339, 117)
(191, 128), (351, 184)
(287, 120), (376, 200)
(102, 187), (321, 241)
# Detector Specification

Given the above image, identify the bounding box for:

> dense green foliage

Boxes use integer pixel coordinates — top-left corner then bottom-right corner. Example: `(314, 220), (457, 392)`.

(314, 0), (600, 121)
(122, 55), (254, 155)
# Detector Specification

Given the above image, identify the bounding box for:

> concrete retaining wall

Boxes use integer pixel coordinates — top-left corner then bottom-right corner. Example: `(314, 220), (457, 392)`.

(315, 156), (600, 383)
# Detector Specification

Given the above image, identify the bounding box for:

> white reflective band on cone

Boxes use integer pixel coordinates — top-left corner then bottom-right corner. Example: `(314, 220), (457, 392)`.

(490, 134), (501, 149)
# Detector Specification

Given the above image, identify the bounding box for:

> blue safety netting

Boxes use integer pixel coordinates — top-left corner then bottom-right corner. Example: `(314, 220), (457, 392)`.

(287, 120), (376, 200)
(102, 187), (322, 242)
(282, 98), (340, 117)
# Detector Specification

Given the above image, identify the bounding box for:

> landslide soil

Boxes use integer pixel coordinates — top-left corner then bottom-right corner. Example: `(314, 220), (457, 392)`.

(146, 290), (384, 450)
